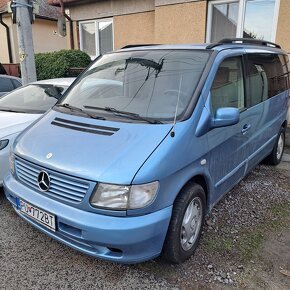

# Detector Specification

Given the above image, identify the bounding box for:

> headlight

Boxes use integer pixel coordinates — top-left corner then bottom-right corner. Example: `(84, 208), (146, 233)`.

(0, 139), (9, 150)
(90, 181), (159, 210)
(129, 183), (159, 209)
(9, 150), (15, 176)
(90, 183), (130, 210)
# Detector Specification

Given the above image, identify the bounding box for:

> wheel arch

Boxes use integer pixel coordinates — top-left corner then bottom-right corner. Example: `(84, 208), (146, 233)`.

(176, 174), (211, 212)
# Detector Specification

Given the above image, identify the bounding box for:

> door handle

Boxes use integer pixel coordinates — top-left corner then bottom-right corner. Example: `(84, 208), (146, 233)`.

(241, 124), (251, 134)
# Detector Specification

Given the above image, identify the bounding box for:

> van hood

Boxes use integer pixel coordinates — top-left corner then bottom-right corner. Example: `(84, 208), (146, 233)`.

(14, 110), (172, 184)
(0, 111), (40, 138)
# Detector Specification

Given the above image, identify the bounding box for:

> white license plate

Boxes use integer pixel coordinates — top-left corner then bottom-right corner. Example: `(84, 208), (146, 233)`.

(17, 199), (56, 231)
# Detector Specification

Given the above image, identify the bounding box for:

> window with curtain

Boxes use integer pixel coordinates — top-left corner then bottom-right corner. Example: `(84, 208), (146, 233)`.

(79, 20), (113, 59)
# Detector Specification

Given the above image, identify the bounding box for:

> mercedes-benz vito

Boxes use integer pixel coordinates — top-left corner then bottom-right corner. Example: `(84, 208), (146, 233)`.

(4, 38), (289, 264)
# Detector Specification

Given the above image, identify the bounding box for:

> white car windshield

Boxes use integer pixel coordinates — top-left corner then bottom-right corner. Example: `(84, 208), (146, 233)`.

(58, 50), (210, 122)
(0, 84), (67, 114)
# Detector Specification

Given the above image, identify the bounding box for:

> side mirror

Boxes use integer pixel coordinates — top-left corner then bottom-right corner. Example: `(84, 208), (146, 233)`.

(211, 107), (240, 129)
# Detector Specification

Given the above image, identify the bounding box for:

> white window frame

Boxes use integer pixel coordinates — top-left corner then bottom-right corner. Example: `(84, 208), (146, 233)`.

(79, 18), (114, 59)
(206, 0), (280, 43)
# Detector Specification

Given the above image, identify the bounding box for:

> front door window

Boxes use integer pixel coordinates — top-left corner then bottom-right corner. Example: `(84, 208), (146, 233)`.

(211, 56), (245, 112)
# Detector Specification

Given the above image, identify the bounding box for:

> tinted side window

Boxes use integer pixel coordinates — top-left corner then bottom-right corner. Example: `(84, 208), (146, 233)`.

(0, 77), (14, 92)
(280, 54), (290, 89)
(286, 55), (290, 83)
(211, 56), (245, 112)
(12, 79), (21, 89)
(247, 54), (287, 107)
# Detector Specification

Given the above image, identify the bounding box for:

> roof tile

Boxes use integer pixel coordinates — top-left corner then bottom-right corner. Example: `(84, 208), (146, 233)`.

(0, 0), (61, 19)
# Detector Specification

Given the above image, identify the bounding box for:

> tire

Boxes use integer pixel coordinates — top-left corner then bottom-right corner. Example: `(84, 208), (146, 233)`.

(162, 183), (206, 264)
(264, 127), (285, 166)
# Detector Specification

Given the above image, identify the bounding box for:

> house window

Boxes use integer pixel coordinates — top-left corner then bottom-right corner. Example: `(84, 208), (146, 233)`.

(79, 19), (113, 59)
(207, 0), (280, 43)
(209, 1), (239, 42)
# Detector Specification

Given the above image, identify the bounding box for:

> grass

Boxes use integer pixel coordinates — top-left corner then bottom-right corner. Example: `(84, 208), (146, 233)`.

(270, 202), (290, 217)
(203, 202), (290, 262)
(238, 202), (290, 260)
(223, 238), (233, 251)
(238, 232), (264, 260)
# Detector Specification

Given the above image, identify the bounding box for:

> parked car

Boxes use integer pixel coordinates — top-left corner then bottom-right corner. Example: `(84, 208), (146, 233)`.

(0, 63), (7, 74)
(4, 39), (289, 264)
(0, 78), (75, 186)
(0, 74), (22, 97)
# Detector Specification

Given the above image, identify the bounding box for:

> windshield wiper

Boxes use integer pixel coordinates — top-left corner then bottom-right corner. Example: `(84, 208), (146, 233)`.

(43, 85), (63, 99)
(126, 57), (163, 70)
(55, 103), (106, 120)
(83, 105), (163, 124)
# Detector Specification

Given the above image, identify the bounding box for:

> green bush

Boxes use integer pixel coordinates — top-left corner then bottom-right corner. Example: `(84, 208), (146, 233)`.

(35, 49), (91, 80)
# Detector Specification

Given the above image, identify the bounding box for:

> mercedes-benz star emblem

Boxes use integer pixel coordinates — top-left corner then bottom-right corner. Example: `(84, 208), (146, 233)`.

(37, 171), (50, 192)
(46, 153), (53, 159)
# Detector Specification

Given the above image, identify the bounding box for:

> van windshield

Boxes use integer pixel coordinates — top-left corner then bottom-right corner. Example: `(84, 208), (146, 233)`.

(58, 50), (210, 122)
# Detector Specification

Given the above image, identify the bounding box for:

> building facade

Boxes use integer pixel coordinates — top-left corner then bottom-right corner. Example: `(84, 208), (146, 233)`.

(48, 0), (290, 59)
(0, 0), (68, 64)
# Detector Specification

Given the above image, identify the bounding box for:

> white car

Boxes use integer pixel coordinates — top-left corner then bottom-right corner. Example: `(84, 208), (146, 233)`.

(0, 78), (75, 186)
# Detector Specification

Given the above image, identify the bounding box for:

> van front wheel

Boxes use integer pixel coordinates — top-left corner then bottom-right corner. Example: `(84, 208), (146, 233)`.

(162, 183), (206, 264)
(265, 127), (285, 165)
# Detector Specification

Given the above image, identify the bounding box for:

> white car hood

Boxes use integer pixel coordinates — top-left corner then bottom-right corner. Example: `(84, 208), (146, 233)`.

(0, 111), (41, 138)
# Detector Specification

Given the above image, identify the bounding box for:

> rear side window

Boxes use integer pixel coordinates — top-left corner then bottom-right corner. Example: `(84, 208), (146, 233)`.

(286, 55), (290, 83)
(0, 77), (14, 92)
(280, 54), (290, 90)
(247, 54), (287, 107)
(211, 56), (245, 112)
(12, 79), (21, 89)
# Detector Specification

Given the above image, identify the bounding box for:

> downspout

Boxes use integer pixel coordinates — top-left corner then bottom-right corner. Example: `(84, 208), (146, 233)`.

(59, 0), (74, 49)
(0, 14), (13, 63)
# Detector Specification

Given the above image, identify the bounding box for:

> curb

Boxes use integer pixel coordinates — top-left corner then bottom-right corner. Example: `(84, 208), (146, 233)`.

(286, 127), (290, 148)
(282, 153), (290, 162)
(280, 153), (290, 172)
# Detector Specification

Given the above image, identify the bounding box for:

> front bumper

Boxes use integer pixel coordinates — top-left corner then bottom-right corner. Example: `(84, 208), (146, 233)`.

(4, 174), (172, 263)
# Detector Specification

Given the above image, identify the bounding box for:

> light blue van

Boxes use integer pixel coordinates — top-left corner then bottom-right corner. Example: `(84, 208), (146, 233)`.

(4, 38), (289, 264)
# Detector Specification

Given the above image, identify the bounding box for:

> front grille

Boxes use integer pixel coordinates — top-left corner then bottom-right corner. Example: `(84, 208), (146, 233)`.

(15, 157), (90, 203)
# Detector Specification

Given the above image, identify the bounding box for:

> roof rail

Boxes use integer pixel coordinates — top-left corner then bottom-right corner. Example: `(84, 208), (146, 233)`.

(206, 38), (281, 49)
(121, 44), (161, 49)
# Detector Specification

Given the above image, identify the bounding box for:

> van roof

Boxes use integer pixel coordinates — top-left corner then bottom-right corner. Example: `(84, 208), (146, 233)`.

(118, 38), (286, 54)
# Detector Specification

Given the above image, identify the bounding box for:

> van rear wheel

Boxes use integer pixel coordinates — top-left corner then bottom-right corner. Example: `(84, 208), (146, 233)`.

(162, 183), (206, 264)
(264, 127), (285, 165)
